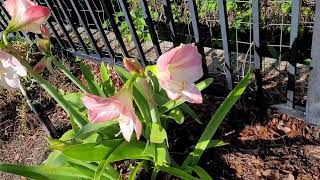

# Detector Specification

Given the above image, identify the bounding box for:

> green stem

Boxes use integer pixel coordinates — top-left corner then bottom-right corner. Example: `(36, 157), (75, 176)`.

(2, 31), (9, 46)
(51, 57), (90, 93)
(7, 47), (87, 128)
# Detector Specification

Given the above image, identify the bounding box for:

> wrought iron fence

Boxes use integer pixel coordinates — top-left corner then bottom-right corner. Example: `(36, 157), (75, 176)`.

(0, 0), (319, 125)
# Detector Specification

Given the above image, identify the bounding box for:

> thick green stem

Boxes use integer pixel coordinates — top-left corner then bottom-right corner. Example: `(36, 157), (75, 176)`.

(51, 57), (90, 93)
(2, 31), (9, 46)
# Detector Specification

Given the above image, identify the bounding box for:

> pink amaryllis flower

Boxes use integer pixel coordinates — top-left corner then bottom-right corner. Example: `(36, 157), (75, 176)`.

(82, 88), (142, 142)
(156, 44), (203, 103)
(0, 51), (27, 90)
(4, 0), (51, 34)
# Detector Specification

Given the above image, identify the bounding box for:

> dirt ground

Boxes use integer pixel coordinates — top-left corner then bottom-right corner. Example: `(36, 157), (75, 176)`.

(0, 58), (319, 180)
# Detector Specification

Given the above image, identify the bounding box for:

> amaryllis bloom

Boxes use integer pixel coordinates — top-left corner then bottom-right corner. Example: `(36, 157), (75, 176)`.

(156, 44), (203, 103)
(82, 88), (142, 142)
(0, 51), (27, 90)
(4, 0), (51, 34)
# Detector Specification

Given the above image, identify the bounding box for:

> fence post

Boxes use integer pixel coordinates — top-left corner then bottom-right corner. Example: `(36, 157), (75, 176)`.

(287, 0), (302, 108)
(162, 0), (179, 46)
(118, 0), (148, 66)
(217, 0), (233, 90)
(188, 0), (208, 77)
(306, 0), (320, 125)
(252, 0), (263, 105)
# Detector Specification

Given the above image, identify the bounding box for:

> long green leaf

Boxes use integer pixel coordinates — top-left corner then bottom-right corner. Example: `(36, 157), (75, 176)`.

(63, 93), (85, 111)
(207, 139), (229, 149)
(63, 155), (119, 180)
(12, 51), (87, 127)
(100, 63), (115, 97)
(94, 141), (154, 180)
(154, 93), (202, 124)
(0, 164), (91, 180)
(128, 161), (145, 180)
(62, 140), (123, 161)
(75, 121), (118, 139)
(51, 57), (90, 93)
(157, 166), (200, 180)
(80, 62), (104, 96)
(189, 166), (212, 180)
(182, 71), (252, 167)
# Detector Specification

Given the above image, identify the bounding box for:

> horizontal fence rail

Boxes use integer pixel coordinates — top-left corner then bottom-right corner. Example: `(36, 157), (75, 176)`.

(0, 0), (319, 125)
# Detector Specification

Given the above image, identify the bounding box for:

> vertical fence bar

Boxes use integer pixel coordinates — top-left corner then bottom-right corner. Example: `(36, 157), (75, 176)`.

(69, 0), (101, 57)
(287, 0), (302, 108)
(140, 0), (162, 58)
(46, 21), (64, 48)
(101, 0), (129, 58)
(0, 12), (8, 27)
(84, 0), (115, 59)
(118, 0), (147, 66)
(34, 0), (64, 48)
(218, 0), (233, 90)
(54, 0), (89, 54)
(306, 0), (320, 125)
(252, 0), (263, 103)
(188, 0), (208, 76)
(42, 0), (76, 50)
(0, 18), (6, 30)
(162, 0), (179, 46)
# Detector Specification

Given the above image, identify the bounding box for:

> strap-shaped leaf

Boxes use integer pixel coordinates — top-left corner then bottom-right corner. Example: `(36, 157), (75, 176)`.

(128, 161), (145, 180)
(161, 108), (185, 124)
(207, 139), (229, 149)
(154, 93), (202, 124)
(63, 93), (85, 111)
(182, 71), (252, 167)
(0, 163), (91, 180)
(156, 166), (201, 180)
(75, 121), (118, 139)
(99, 63), (115, 97)
(80, 62), (104, 96)
(51, 57), (90, 93)
(189, 166), (212, 180)
(62, 139), (123, 161)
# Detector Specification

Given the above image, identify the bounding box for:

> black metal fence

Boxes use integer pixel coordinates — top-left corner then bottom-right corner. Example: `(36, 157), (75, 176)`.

(0, 0), (319, 125)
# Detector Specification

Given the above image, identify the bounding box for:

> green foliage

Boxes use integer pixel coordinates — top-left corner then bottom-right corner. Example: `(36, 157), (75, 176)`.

(182, 70), (252, 167)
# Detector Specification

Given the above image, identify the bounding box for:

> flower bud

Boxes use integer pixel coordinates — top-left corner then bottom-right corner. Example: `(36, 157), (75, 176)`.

(123, 57), (144, 74)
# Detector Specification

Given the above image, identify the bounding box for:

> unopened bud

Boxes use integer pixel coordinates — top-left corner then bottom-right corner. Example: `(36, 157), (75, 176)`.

(123, 57), (144, 74)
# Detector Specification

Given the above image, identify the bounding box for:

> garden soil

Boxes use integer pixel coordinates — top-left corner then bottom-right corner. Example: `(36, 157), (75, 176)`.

(0, 59), (319, 180)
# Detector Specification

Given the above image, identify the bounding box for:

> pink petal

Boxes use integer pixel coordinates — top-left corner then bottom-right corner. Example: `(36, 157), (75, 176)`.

(156, 45), (181, 72)
(181, 83), (203, 104)
(83, 94), (121, 122)
(169, 44), (202, 69)
(0, 51), (27, 77)
(170, 63), (203, 83)
(117, 92), (143, 141)
(20, 6), (51, 33)
(88, 109), (119, 123)
(119, 118), (134, 142)
(165, 89), (181, 100)
(3, 0), (16, 16)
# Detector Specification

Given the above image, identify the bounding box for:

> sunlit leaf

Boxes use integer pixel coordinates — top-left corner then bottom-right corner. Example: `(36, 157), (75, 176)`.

(182, 71), (252, 167)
